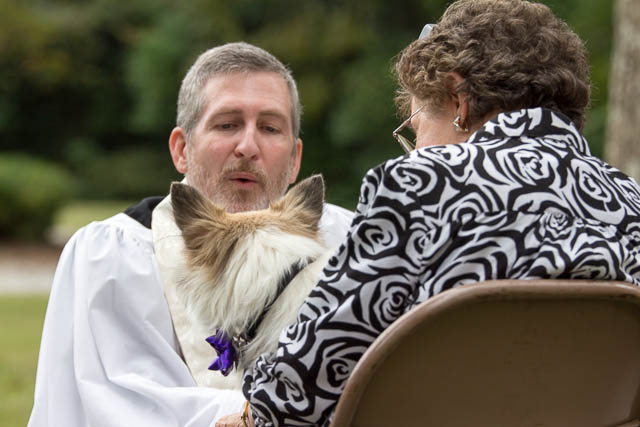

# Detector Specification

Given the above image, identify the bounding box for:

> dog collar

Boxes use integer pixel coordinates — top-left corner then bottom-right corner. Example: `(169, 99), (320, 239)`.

(206, 257), (316, 376)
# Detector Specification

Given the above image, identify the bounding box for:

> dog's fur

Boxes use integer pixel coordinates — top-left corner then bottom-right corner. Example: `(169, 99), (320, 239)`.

(170, 175), (333, 373)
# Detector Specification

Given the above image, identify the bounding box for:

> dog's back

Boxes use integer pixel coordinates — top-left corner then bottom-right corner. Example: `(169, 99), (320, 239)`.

(171, 175), (332, 376)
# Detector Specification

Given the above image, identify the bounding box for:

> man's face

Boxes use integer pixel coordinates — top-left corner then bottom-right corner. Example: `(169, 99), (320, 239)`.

(182, 71), (302, 213)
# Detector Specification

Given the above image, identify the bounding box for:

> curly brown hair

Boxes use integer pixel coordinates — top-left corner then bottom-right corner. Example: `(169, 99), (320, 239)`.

(394, 0), (591, 131)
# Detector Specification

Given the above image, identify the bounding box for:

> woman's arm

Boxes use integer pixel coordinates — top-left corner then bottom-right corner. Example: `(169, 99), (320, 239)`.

(243, 160), (429, 426)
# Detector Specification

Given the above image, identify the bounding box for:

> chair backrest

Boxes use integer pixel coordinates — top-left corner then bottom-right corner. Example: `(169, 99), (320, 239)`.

(330, 279), (640, 427)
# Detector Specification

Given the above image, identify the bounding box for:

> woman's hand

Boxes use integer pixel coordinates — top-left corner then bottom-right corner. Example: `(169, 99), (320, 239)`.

(215, 412), (244, 427)
(215, 406), (255, 427)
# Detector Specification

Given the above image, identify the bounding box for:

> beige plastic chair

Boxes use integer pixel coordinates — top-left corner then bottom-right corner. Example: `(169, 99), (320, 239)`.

(330, 279), (640, 427)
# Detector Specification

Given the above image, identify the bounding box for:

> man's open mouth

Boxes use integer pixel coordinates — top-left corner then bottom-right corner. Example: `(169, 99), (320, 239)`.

(227, 171), (260, 187)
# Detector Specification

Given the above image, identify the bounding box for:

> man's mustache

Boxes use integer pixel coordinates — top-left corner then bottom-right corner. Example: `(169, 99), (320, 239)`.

(221, 161), (267, 187)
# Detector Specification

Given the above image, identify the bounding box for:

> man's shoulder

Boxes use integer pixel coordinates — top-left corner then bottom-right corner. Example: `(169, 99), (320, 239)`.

(79, 194), (164, 243)
(323, 202), (354, 221)
(320, 203), (354, 248)
(68, 208), (154, 254)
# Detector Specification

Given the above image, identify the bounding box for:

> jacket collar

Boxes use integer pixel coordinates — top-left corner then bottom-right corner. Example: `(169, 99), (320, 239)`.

(467, 108), (591, 155)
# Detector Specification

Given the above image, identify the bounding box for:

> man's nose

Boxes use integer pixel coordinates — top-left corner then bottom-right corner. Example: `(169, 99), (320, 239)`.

(233, 125), (260, 159)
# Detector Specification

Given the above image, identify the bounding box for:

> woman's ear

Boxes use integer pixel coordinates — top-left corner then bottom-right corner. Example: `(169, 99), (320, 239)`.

(456, 95), (470, 129)
(447, 72), (465, 105)
(448, 72), (469, 126)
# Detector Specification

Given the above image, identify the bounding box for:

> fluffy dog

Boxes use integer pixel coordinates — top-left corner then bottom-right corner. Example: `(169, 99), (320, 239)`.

(170, 175), (333, 377)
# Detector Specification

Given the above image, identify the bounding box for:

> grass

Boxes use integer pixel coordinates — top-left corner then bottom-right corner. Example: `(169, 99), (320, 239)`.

(0, 295), (48, 426)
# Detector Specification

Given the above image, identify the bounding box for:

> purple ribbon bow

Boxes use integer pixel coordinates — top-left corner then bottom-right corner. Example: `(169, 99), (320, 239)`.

(205, 330), (238, 376)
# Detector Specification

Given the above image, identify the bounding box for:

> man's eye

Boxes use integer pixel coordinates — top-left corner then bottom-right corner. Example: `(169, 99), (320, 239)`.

(213, 122), (238, 131)
(262, 125), (279, 133)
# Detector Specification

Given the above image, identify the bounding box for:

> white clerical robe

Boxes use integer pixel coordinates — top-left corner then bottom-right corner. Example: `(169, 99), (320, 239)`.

(28, 199), (353, 427)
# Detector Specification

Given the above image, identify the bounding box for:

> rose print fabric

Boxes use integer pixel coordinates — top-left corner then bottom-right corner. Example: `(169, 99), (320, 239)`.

(243, 108), (640, 426)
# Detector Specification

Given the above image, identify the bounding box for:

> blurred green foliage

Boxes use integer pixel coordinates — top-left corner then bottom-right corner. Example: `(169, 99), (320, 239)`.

(0, 154), (73, 239)
(0, 0), (613, 212)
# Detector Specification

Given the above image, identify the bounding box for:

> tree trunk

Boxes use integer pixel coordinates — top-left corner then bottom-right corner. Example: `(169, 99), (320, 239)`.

(605, 0), (640, 182)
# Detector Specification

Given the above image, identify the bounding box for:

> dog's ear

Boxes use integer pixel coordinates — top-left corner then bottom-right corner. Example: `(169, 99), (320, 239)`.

(292, 174), (324, 213)
(170, 183), (236, 271)
(273, 174), (324, 232)
(170, 182), (224, 233)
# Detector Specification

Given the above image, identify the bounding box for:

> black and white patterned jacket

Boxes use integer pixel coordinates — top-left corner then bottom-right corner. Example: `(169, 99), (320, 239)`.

(243, 108), (640, 426)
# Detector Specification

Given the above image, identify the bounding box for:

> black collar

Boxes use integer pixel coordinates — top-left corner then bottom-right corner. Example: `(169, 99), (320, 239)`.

(124, 196), (164, 229)
(244, 257), (315, 342)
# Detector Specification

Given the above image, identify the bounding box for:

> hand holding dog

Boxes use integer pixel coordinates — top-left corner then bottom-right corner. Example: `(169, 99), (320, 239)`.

(215, 412), (254, 427)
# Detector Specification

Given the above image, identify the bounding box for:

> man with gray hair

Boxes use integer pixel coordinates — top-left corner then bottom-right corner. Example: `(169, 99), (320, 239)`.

(28, 42), (353, 426)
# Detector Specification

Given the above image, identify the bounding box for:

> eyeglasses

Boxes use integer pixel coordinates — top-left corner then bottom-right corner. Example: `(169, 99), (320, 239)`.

(393, 104), (425, 153)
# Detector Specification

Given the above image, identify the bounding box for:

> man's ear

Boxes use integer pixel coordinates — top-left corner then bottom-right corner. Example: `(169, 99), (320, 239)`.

(169, 127), (188, 173)
(288, 138), (303, 184)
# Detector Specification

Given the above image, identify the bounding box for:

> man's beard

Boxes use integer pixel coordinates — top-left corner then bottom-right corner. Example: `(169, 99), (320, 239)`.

(186, 157), (294, 213)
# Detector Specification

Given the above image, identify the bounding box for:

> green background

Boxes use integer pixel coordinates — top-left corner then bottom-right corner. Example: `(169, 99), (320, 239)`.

(0, 2), (616, 422)
(0, 0), (613, 212)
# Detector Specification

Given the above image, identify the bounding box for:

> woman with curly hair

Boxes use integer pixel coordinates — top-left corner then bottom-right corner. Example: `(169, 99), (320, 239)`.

(228, 1), (640, 425)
